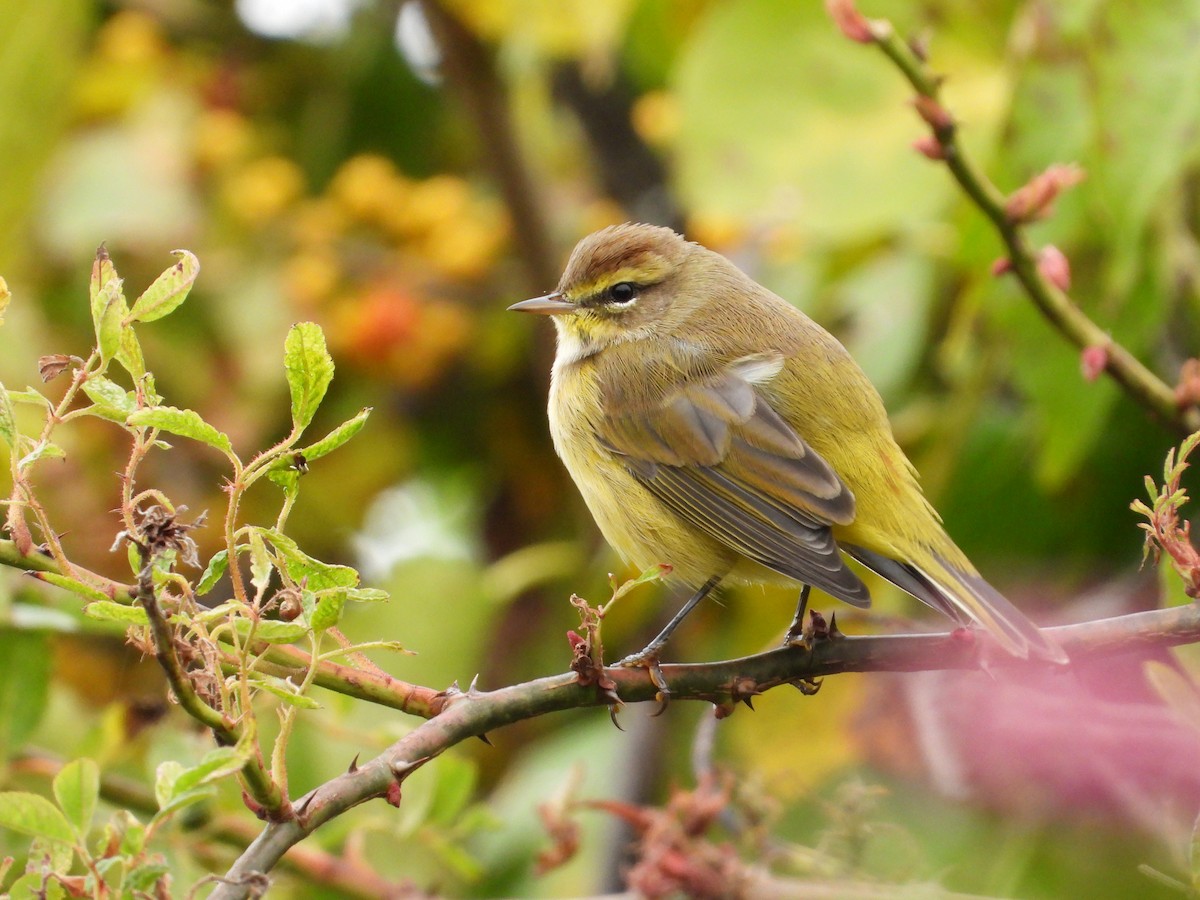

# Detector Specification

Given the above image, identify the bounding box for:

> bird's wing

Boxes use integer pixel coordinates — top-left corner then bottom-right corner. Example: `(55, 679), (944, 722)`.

(599, 355), (870, 606)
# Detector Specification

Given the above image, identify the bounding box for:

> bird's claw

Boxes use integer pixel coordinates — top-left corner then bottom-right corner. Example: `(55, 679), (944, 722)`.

(615, 648), (671, 714)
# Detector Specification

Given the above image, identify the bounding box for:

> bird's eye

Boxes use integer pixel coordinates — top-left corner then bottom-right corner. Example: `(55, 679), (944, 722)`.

(607, 282), (638, 304)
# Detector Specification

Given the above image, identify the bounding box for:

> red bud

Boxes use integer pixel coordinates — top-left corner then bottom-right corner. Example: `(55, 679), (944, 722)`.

(912, 136), (945, 160)
(1005, 163), (1085, 224)
(1038, 245), (1071, 291)
(1175, 359), (1200, 409)
(912, 95), (954, 131)
(1081, 345), (1109, 382)
(825, 0), (876, 43)
(990, 257), (1014, 277)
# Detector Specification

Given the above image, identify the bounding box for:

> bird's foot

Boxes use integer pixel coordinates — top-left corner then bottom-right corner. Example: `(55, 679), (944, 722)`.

(783, 609), (831, 648)
(614, 648), (671, 715)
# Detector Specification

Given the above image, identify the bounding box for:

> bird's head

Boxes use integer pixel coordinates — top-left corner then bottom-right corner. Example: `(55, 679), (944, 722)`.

(509, 223), (699, 358)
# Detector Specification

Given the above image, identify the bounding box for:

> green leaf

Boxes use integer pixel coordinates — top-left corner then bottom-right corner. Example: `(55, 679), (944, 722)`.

(247, 674), (321, 708)
(153, 761), (183, 810)
(172, 746), (248, 797)
(308, 588), (346, 632)
(8, 388), (53, 408)
(81, 376), (136, 421)
(84, 601), (149, 626)
(17, 440), (65, 470)
(249, 529), (272, 594)
(31, 570), (113, 604)
(0, 791), (75, 843)
(52, 758), (99, 836)
(90, 247), (127, 364)
(284, 322), (334, 434)
(232, 617), (308, 644)
(0, 631), (51, 750)
(127, 406), (232, 453)
(126, 250), (199, 323)
(127, 862), (169, 892)
(259, 528), (358, 591)
(299, 407), (371, 462)
(346, 587), (389, 603)
(115, 327), (147, 381)
(0, 379), (16, 449)
(197, 550), (229, 595)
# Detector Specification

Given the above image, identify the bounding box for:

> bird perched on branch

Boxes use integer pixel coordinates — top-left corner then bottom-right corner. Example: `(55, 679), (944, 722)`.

(511, 223), (1065, 668)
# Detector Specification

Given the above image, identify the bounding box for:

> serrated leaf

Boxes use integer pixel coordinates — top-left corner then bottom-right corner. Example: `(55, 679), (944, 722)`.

(17, 440), (64, 470)
(197, 550), (228, 595)
(308, 588), (347, 632)
(259, 528), (358, 591)
(116, 327), (147, 381)
(0, 791), (75, 843)
(0, 379), (16, 449)
(81, 376), (136, 420)
(8, 388), (53, 408)
(299, 407), (371, 462)
(90, 248), (128, 364)
(233, 618), (309, 644)
(249, 529), (272, 594)
(346, 587), (389, 602)
(284, 322), (334, 434)
(52, 758), (99, 836)
(84, 601), (149, 626)
(34, 573), (112, 605)
(248, 674), (321, 709)
(173, 747), (248, 797)
(127, 863), (169, 892)
(126, 250), (199, 323)
(127, 406), (231, 453)
(154, 761), (184, 810)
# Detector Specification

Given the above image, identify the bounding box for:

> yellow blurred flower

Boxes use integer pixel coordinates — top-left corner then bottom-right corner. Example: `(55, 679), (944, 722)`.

(631, 90), (680, 148)
(398, 175), (472, 237)
(422, 215), (508, 281)
(222, 156), (306, 226)
(329, 154), (410, 225)
(283, 249), (341, 310)
(290, 198), (348, 248)
(193, 108), (254, 171)
(96, 11), (167, 66)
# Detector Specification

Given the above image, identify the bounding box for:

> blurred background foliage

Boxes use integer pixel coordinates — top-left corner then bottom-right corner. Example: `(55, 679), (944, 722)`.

(3, 0), (1200, 897)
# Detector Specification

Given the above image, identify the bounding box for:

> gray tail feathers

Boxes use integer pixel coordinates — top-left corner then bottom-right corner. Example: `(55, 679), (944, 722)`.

(843, 544), (1067, 664)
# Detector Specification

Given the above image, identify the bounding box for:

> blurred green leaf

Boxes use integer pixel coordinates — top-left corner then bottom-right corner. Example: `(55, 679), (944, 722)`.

(247, 673), (321, 708)
(17, 440), (65, 470)
(127, 406), (232, 454)
(0, 379), (15, 448)
(0, 791), (75, 843)
(126, 249), (199, 323)
(83, 601), (149, 625)
(284, 322), (334, 434)
(260, 528), (358, 591)
(52, 758), (99, 836)
(232, 617), (308, 644)
(0, 631), (51, 751)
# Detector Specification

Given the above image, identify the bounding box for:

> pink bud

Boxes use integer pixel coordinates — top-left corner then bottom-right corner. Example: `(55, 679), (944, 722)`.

(1081, 345), (1108, 382)
(912, 136), (945, 160)
(1175, 359), (1200, 409)
(1038, 245), (1071, 291)
(825, 0), (876, 43)
(990, 257), (1014, 277)
(912, 95), (954, 131)
(1005, 163), (1086, 224)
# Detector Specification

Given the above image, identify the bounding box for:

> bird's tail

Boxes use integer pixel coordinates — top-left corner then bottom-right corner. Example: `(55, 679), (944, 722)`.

(843, 545), (1067, 664)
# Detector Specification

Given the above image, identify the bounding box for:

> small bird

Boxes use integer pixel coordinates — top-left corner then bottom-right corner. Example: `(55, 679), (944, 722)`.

(510, 223), (1065, 665)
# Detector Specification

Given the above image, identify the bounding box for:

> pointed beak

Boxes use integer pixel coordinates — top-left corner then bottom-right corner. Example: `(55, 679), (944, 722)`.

(507, 292), (576, 315)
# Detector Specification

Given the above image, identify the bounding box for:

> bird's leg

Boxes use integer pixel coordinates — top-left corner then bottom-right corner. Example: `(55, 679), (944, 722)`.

(782, 584), (812, 646)
(617, 575), (721, 668)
